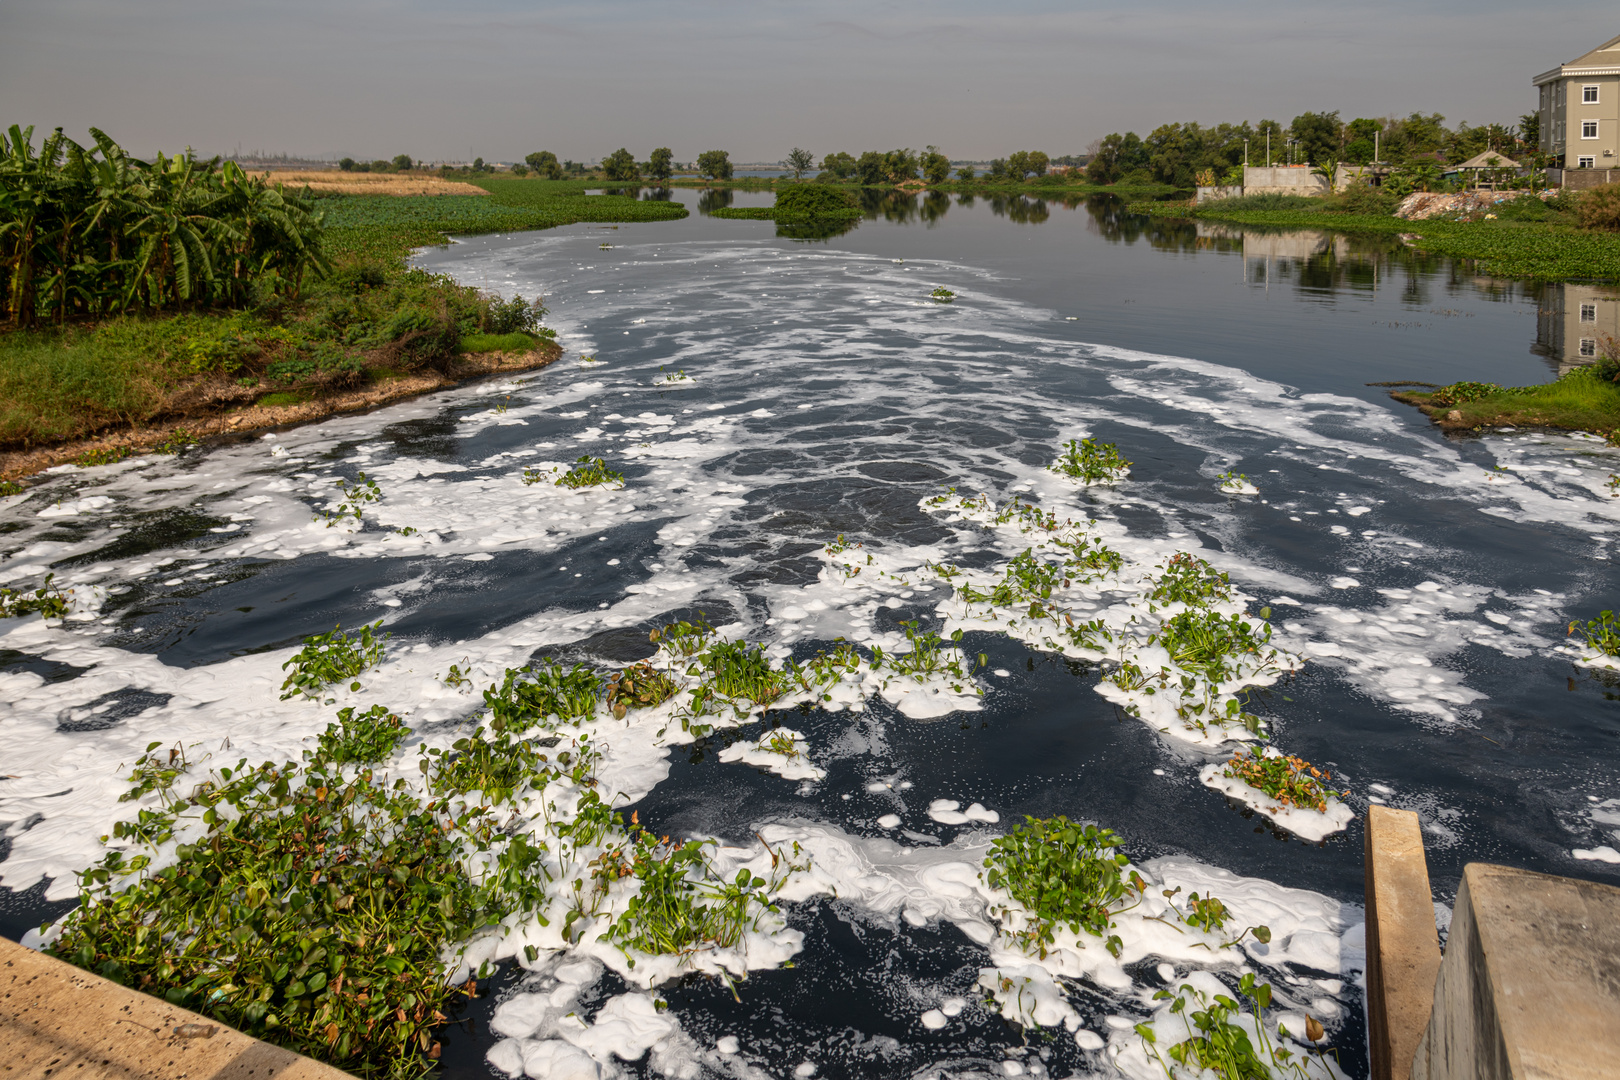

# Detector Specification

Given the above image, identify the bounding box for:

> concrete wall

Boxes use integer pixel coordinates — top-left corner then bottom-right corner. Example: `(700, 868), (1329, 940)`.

(1558, 167), (1620, 190)
(1194, 185), (1242, 204)
(1242, 165), (1327, 196)
(0, 934), (348, 1079)
(1410, 863), (1620, 1080)
(1365, 806), (1443, 1080)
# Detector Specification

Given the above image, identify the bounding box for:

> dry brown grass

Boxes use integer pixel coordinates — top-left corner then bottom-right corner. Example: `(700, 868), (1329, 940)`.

(254, 171), (489, 196)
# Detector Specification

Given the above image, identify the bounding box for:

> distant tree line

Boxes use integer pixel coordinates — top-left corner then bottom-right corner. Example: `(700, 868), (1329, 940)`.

(338, 155), (414, 173)
(815, 147), (951, 185)
(1085, 111), (1534, 188)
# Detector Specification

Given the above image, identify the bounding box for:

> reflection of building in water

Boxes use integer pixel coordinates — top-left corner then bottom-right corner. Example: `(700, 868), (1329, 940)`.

(1536, 283), (1620, 374)
(1196, 224), (1352, 288)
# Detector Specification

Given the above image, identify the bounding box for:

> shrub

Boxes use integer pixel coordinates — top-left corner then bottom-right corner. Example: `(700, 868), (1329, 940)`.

(773, 185), (859, 220)
(483, 293), (545, 334)
(1335, 184), (1397, 215)
(1430, 380), (1505, 406)
(1578, 182), (1620, 231)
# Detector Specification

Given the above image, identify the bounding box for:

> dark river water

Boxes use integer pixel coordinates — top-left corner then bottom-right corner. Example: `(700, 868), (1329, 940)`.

(3, 187), (1618, 1080)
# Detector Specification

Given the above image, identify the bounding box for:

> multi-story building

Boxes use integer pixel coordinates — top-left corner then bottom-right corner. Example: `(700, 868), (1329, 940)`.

(1534, 33), (1620, 171)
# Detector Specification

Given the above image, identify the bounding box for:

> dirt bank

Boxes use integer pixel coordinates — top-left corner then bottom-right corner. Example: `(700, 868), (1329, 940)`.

(0, 342), (561, 483)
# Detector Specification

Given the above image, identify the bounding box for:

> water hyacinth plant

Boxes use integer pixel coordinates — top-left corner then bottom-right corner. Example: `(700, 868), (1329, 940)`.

(982, 817), (1135, 958)
(542, 456), (626, 490)
(279, 621), (389, 700)
(47, 714), (568, 1076)
(1153, 609), (1276, 685)
(1050, 437), (1130, 484)
(1221, 748), (1343, 813)
(1147, 553), (1233, 609)
(1139, 974), (1325, 1080)
(1569, 609), (1620, 658)
(930, 286), (955, 303)
(0, 572), (71, 620)
(319, 472), (381, 527)
(483, 661), (603, 732)
(606, 661), (680, 718)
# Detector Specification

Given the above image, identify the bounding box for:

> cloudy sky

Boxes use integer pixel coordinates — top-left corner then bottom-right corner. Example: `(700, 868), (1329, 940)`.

(2, 0), (1610, 163)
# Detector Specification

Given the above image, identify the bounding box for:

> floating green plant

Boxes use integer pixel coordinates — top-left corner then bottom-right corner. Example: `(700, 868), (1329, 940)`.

(49, 719), (573, 1077)
(0, 572), (71, 621)
(686, 639), (790, 714)
(873, 622), (974, 691)
(279, 621), (389, 701)
(1570, 609), (1620, 658)
(1217, 470), (1253, 493)
(659, 366), (692, 384)
(482, 661), (602, 733)
(1147, 553), (1233, 609)
(982, 817), (1134, 958)
(554, 456), (625, 489)
(319, 473), (381, 527)
(0, 479), (23, 497)
(1050, 437), (1130, 484)
(930, 286), (955, 304)
(650, 616), (715, 659)
(602, 831), (806, 968)
(315, 704), (409, 765)
(442, 663), (472, 689)
(1139, 974), (1320, 1080)
(1221, 749), (1342, 813)
(789, 642), (863, 701)
(1153, 609), (1274, 684)
(606, 661), (679, 718)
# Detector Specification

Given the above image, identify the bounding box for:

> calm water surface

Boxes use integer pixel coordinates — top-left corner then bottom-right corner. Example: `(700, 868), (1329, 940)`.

(2, 187), (1617, 1080)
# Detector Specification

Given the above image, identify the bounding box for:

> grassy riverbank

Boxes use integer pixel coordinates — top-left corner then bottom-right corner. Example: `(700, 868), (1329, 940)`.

(0, 177), (689, 477)
(1129, 193), (1620, 280)
(1392, 369), (1620, 436)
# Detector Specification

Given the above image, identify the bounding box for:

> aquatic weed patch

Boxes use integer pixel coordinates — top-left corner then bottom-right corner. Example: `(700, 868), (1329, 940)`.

(483, 661), (603, 732)
(930, 286), (956, 303)
(1154, 610), (1276, 684)
(1050, 437), (1130, 484)
(0, 572), (72, 620)
(316, 704), (410, 765)
(1148, 553), (1234, 609)
(546, 456), (626, 490)
(47, 743), (549, 1076)
(982, 817), (1134, 957)
(1220, 748), (1341, 813)
(319, 472), (381, 527)
(280, 621), (389, 700)
(605, 661), (679, 718)
(1139, 974), (1333, 1080)
(1570, 609), (1620, 660)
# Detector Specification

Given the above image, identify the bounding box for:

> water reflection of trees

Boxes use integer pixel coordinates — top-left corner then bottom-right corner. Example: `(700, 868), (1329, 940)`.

(777, 218), (861, 242)
(696, 189), (734, 214)
(639, 187), (674, 202)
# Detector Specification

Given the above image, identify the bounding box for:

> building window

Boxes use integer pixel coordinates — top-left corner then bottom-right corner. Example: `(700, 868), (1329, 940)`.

(1579, 156), (1596, 168)
(1584, 85), (1600, 104)
(1583, 120), (1600, 139)
(1582, 303), (1598, 322)
(1581, 338), (1598, 357)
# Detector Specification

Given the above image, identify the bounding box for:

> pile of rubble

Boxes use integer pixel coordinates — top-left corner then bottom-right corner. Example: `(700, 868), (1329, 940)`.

(1393, 190), (1549, 221)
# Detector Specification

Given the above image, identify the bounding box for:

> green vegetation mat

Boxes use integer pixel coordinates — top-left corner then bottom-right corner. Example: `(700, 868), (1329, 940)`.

(1127, 200), (1620, 280)
(323, 179), (688, 263)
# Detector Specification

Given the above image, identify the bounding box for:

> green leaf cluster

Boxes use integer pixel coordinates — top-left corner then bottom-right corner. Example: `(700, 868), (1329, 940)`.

(280, 621), (389, 701)
(1050, 437), (1131, 483)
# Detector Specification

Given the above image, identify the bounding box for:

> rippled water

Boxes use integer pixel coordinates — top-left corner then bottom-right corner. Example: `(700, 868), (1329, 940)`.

(3, 189), (1619, 1080)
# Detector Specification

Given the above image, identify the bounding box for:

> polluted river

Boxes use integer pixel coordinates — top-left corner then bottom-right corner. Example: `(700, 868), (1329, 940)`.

(3, 187), (1619, 1080)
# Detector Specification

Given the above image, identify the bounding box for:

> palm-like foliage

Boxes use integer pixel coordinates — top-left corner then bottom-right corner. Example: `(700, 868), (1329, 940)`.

(1, 125), (326, 327)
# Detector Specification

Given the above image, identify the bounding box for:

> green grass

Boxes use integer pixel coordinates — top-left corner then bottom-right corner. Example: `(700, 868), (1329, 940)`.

(459, 331), (539, 354)
(1397, 367), (1620, 433)
(1128, 195), (1620, 280)
(255, 391), (308, 408)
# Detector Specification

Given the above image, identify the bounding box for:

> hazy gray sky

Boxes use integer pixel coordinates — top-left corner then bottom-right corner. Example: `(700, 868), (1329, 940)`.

(2, 1), (1611, 163)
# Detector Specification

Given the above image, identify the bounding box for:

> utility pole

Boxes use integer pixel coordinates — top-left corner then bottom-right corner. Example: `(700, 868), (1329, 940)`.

(1267, 132), (1271, 167)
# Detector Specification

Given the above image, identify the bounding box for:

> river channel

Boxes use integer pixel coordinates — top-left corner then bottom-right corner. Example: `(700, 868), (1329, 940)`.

(2, 187), (1619, 1080)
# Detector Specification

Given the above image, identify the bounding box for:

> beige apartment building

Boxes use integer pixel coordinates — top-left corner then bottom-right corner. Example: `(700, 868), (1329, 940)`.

(1534, 33), (1620, 170)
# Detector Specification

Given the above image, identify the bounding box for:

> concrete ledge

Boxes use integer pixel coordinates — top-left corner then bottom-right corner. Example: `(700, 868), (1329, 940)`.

(0, 935), (351, 1079)
(1364, 805), (1442, 1080)
(1411, 863), (1620, 1080)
